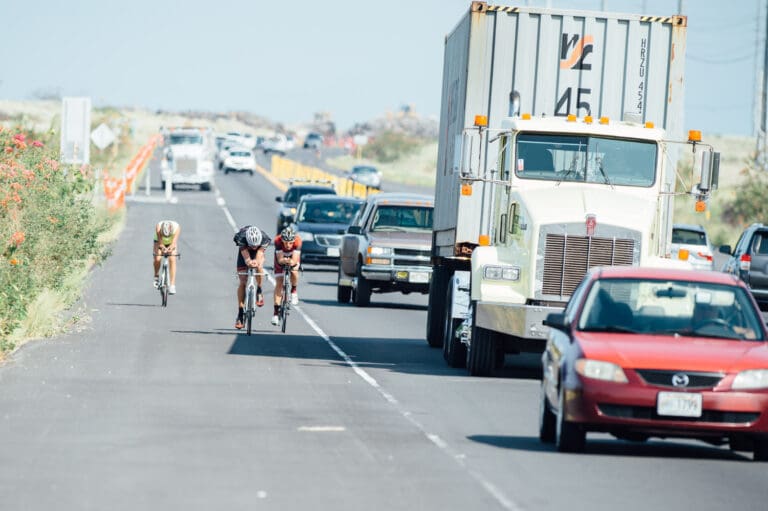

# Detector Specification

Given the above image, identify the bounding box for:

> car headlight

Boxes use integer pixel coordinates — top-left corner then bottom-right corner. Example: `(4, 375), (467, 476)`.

(297, 231), (313, 242)
(483, 264), (520, 281)
(368, 246), (392, 256)
(732, 369), (768, 390)
(574, 359), (628, 383)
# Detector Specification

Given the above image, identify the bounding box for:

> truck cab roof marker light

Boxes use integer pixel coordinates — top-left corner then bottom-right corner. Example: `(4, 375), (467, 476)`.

(584, 115), (593, 124)
(644, 121), (655, 129)
(599, 117), (610, 124)
(521, 113), (532, 120)
(567, 114), (577, 122)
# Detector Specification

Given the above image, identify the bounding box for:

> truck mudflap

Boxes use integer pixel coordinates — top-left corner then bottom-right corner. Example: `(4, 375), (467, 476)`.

(475, 301), (562, 341)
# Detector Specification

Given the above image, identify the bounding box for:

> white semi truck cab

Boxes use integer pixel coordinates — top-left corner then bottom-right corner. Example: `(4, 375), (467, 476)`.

(161, 127), (215, 191)
(435, 113), (719, 376)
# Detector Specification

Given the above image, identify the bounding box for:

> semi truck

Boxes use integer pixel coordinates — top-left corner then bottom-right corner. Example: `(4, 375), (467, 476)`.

(161, 127), (215, 191)
(427, 2), (720, 375)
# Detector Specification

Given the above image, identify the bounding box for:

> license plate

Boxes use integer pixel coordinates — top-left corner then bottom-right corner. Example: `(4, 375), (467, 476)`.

(657, 391), (702, 417)
(326, 247), (340, 257)
(409, 271), (429, 283)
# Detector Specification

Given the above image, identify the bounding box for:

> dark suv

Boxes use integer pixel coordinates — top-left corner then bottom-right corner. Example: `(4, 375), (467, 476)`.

(720, 223), (768, 310)
(275, 182), (336, 234)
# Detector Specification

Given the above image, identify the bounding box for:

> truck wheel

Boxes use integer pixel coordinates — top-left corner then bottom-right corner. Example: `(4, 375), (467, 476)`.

(353, 262), (371, 307)
(224, 169), (230, 175)
(161, 180), (166, 190)
(201, 182), (211, 191)
(467, 305), (496, 376)
(442, 276), (466, 367)
(426, 265), (449, 348)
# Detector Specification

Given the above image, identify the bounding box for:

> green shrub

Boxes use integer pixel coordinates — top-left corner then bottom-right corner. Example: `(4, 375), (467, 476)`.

(362, 131), (424, 163)
(0, 127), (110, 344)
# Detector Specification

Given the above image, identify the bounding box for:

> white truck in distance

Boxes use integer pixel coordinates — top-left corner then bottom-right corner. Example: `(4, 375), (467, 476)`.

(161, 127), (215, 191)
(427, 2), (720, 376)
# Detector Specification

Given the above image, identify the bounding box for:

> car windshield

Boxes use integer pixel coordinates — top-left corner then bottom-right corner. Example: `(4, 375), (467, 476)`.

(297, 201), (364, 224)
(169, 134), (203, 145)
(577, 278), (764, 341)
(672, 228), (707, 246)
(371, 205), (433, 232)
(230, 151), (251, 157)
(513, 134), (657, 187)
(353, 166), (377, 175)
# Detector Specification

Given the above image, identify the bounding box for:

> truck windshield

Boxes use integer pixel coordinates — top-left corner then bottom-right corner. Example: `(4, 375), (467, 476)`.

(514, 134), (657, 187)
(169, 134), (203, 145)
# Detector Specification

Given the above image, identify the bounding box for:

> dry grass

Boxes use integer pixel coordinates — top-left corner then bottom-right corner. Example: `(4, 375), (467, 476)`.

(328, 141), (439, 189)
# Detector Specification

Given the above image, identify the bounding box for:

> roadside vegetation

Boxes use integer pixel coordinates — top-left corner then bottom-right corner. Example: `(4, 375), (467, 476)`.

(0, 123), (121, 357)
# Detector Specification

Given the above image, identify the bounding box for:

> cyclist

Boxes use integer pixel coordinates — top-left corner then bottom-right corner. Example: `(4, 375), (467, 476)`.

(233, 225), (271, 330)
(153, 220), (180, 294)
(271, 226), (302, 326)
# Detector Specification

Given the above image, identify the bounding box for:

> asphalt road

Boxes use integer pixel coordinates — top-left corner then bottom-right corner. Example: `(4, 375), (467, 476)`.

(0, 149), (766, 510)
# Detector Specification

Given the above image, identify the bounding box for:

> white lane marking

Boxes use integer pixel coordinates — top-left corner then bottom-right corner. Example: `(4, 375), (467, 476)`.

(215, 185), (522, 511)
(297, 426), (347, 432)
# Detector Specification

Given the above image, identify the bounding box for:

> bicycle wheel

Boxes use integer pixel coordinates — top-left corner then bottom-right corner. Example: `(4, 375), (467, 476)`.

(245, 287), (254, 336)
(160, 266), (168, 307)
(280, 299), (288, 333)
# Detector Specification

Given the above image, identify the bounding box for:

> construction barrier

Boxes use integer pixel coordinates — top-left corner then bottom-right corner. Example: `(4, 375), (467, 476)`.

(270, 155), (378, 199)
(103, 134), (163, 211)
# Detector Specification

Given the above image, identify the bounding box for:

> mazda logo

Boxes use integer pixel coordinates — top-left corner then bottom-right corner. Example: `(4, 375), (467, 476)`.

(671, 373), (690, 387)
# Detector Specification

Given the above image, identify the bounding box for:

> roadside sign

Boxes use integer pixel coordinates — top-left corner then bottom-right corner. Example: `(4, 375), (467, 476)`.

(91, 123), (116, 150)
(60, 97), (92, 164)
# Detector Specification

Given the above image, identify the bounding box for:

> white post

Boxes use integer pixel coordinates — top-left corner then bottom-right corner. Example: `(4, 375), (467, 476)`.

(145, 161), (151, 197)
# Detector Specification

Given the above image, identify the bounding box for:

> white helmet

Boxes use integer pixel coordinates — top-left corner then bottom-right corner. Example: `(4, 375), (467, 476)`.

(161, 221), (174, 237)
(245, 226), (262, 247)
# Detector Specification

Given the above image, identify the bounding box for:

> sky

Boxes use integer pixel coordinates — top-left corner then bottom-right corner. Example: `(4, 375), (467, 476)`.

(0, 0), (763, 136)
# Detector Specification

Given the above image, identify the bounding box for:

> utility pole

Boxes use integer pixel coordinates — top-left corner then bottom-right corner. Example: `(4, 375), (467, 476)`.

(756, 0), (768, 169)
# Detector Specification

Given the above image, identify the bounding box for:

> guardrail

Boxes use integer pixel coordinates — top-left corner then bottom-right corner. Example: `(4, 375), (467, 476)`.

(270, 155), (378, 199)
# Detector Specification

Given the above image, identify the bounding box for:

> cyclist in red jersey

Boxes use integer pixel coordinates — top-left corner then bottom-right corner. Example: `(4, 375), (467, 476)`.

(271, 226), (302, 326)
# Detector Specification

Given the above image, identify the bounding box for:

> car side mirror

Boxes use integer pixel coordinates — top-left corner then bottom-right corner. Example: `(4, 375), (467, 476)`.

(543, 312), (568, 331)
(348, 225), (362, 235)
(719, 245), (732, 255)
(275, 196), (283, 202)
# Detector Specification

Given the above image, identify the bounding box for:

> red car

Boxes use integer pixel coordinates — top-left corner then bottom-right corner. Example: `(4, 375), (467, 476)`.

(539, 266), (768, 460)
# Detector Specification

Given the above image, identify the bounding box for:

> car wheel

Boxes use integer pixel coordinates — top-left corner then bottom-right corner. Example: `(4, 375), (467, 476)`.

(224, 169), (230, 174)
(201, 182), (211, 191)
(538, 383), (556, 443)
(556, 385), (585, 453)
(249, 170), (254, 176)
(161, 180), (166, 190)
(353, 261), (371, 307)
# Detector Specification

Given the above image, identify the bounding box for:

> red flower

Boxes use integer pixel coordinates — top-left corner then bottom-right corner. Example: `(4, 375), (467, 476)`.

(12, 134), (25, 143)
(32, 140), (44, 148)
(10, 231), (24, 246)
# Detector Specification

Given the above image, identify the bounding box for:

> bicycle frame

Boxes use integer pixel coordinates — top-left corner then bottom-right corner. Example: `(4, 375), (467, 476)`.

(237, 267), (264, 335)
(278, 263), (295, 333)
(154, 252), (179, 307)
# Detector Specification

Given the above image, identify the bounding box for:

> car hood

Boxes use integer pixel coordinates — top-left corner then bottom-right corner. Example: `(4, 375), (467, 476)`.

(296, 222), (348, 235)
(366, 231), (431, 249)
(577, 332), (768, 372)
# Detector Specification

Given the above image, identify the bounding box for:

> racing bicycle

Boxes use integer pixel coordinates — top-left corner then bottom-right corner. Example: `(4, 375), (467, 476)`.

(277, 263), (295, 333)
(155, 252), (180, 307)
(238, 267), (264, 335)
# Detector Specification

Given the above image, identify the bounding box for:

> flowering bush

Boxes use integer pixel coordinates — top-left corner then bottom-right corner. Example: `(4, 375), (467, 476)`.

(0, 127), (109, 345)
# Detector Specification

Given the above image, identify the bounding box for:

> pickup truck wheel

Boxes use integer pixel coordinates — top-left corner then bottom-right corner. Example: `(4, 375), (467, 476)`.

(353, 262), (371, 307)
(467, 306), (495, 376)
(426, 265), (449, 348)
(337, 263), (352, 303)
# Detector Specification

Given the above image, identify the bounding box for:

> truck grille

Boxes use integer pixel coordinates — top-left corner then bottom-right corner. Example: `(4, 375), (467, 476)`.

(175, 158), (198, 174)
(393, 248), (430, 267)
(542, 234), (634, 296)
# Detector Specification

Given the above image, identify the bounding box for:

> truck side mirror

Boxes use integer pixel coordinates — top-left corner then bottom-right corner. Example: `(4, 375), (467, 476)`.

(347, 225), (362, 235)
(698, 151), (720, 192)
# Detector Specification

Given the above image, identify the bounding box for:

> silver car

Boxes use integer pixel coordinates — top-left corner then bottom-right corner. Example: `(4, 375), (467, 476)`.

(348, 165), (382, 190)
(670, 223), (714, 271)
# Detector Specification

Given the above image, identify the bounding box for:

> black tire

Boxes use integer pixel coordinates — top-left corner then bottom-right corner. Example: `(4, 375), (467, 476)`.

(249, 170), (254, 176)
(754, 436), (768, 461)
(353, 262), (371, 307)
(161, 180), (166, 190)
(281, 304), (288, 333)
(556, 385), (586, 453)
(161, 285), (168, 307)
(224, 169), (230, 175)
(467, 305), (496, 376)
(246, 310), (252, 336)
(427, 265), (449, 348)
(201, 182), (211, 191)
(539, 384), (556, 443)
(337, 284), (352, 303)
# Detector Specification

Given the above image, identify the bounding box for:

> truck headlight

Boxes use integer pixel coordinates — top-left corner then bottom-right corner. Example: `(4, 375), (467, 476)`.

(575, 359), (628, 383)
(368, 246), (393, 256)
(732, 369), (768, 390)
(483, 265), (520, 281)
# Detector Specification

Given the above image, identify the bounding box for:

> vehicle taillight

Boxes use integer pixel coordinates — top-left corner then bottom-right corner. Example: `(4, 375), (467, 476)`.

(698, 252), (713, 262)
(740, 253), (751, 271)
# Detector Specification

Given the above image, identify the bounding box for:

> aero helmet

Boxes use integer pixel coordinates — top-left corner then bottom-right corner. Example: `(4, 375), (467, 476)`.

(245, 226), (262, 247)
(161, 221), (173, 237)
(280, 226), (296, 242)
